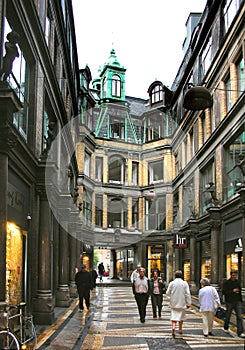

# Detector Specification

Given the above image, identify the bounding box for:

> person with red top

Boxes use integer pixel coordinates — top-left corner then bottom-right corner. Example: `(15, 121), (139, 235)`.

(149, 269), (166, 319)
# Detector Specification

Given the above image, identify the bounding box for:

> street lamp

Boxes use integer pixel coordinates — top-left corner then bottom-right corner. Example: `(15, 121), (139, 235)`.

(183, 85), (213, 110)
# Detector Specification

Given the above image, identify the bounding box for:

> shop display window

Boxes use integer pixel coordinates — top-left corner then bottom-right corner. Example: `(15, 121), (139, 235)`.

(147, 245), (165, 278)
(6, 223), (25, 304)
(183, 261), (190, 283)
(201, 258), (211, 279)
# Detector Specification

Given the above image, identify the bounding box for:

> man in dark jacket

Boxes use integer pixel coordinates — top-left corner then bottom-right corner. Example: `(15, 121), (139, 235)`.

(222, 270), (245, 337)
(75, 264), (92, 312)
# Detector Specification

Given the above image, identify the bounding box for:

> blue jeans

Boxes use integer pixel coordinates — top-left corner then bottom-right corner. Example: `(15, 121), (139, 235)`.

(224, 300), (244, 335)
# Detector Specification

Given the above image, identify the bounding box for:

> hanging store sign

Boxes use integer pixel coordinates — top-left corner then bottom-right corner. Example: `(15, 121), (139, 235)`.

(174, 234), (188, 248)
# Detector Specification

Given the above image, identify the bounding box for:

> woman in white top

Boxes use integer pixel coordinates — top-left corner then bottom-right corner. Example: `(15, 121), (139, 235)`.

(166, 270), (191, 337)
(198, 278), (221, 337)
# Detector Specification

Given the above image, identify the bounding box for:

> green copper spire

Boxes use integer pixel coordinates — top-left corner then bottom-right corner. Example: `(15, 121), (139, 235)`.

(100, 48), (126, 101)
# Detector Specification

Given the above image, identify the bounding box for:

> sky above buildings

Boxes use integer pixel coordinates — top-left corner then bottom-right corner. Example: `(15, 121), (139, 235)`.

(72, 0), (207, 99)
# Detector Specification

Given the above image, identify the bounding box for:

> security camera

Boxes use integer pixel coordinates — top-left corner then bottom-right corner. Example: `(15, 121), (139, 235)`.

(27, 214), (32, 221)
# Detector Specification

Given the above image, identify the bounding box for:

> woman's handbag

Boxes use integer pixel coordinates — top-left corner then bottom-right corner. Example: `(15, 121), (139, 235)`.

(215, 307), (226, 319)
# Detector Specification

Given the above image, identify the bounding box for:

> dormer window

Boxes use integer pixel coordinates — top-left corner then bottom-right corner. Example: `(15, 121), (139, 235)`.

(112, 74), (121, 97)
(151, 84), (163, 104)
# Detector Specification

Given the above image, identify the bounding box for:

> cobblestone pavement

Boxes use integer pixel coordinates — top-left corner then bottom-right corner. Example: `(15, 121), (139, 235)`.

(37, 283), (245, 350)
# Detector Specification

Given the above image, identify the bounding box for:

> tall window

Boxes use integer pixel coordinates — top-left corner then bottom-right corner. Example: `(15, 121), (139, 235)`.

(107, 197), (127, 228)
(95, 157), (103, 182)
(109, 156), (124, 184)
(112, 75), (121, 97)
(132, 199), (139, 228)
(201, 112), (207, 144)
(95, 195), (103, 227)
(200, 35), (212, 79)
(45, 3), (52, 46)
(3, 20), (29, 140)
(183, 180), (194, 224)
(149, 160), (163, 184)
(145, 196), (166, 231)
(223, 0), (241, 34)
(151, 85), (163, 104)
(132, 162), (138, 185)
(236, 55), (244, 97)
(42, 109), (49, 153)
(83, 190), (92, 227)
(226, 131), (245, 198)
(225, 74), (232, 112)
(84, 152), (91, 177)
(189, 129), (194, 159)
(201, 162), (215, 212)
(102, 77), (107, 98)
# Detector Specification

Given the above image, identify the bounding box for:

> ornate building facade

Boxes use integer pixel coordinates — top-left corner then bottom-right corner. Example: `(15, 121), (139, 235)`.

(78, 0), (245, 301)
(0, 0), (82, 324)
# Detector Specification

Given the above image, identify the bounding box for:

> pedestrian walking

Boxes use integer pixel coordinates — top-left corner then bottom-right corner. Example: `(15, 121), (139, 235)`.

(75, 264), (92, 312)
(98, 262), (105, 282)
(130, 264), (141, 283)
(149, 269), (166, 319)
(222, 270), (245, 338)
(166, 270), (191, 337)
(198, 278), (221, 337)
(133, 267), (150, 323)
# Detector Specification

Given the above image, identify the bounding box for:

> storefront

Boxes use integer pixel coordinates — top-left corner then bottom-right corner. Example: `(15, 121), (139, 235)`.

(7, 170), (30, 304)
(115, 249), (134, 280)
(6, 222), (27, 304)
(224, 218), (243, 281)
(147, 244), (166, 279)
(201, 239), (211, 279)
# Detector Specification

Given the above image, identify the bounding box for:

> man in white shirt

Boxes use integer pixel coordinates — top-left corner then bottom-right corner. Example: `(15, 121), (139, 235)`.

(130, 264), (141, 283)
(133, 268), (150, 323)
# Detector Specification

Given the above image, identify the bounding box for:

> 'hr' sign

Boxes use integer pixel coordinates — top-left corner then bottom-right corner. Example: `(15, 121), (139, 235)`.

(175, 234), (187, 248)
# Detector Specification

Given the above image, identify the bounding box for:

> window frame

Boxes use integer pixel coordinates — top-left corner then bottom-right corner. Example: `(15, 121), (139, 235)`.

(111, 74), (121, 97)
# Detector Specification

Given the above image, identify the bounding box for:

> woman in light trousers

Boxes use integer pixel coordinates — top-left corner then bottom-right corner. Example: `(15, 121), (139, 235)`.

(198, 278), (221, 337)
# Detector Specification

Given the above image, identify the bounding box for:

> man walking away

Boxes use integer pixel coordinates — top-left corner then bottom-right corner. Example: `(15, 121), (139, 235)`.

(75, 264), (92, 312)
(166, 270), (191, 337)
(222, 270), (245, 338)
(98, 262), (105, 282)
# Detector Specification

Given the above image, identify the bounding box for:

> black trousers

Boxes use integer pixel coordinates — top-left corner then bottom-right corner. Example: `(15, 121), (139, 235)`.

(78, 289), (90, 310)
(151, 293), (163, 317)
(135, 293), (149, 321)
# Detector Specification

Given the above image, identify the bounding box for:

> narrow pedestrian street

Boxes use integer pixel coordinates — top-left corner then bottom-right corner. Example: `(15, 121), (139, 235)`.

(36, 281), (245, 350)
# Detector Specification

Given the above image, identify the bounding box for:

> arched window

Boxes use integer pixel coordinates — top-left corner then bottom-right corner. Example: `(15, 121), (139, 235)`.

(151, 84), (163, 104)
(112, 75), (121, 97)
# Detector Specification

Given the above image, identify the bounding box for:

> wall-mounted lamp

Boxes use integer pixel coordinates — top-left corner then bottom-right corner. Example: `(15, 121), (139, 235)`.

(183, 85), (213, 110)
(144, 190), (156, 201)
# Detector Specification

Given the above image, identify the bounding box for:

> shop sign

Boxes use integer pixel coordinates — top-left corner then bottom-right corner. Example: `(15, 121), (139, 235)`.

(235, 238), (243, 253)
(174, 234), (188, 248)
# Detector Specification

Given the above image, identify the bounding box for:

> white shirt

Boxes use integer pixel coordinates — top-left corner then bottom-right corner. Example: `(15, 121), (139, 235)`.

(134, 276), (148, 294)
(199, 285), (221, 312)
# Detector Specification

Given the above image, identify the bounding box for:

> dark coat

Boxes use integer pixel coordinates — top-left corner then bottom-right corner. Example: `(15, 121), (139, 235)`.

(75, 270), (92, 292)
(222, 278), (243, 303)
(149, 277), (166, 295)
